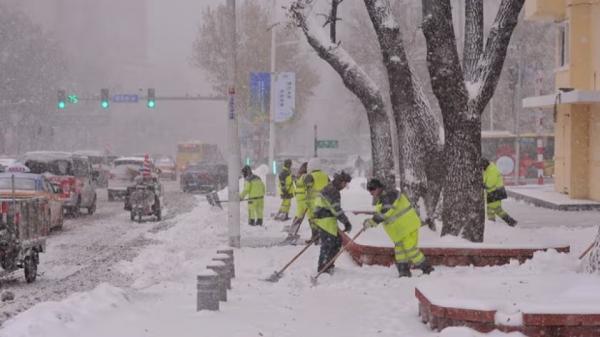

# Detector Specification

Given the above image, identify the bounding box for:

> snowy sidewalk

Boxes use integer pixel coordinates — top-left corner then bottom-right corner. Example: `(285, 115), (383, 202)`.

(507, 184), (600, 211)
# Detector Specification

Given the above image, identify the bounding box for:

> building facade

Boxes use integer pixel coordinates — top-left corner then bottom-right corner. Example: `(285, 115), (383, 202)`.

(523, 0), (600, 200)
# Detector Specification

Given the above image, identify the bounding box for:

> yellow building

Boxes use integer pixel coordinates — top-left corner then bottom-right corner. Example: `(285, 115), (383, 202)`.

(523, 0), (600, 200)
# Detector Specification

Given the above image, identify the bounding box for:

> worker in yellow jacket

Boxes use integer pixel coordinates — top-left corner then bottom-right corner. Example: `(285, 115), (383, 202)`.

(482, 158), (517, 227)
(363, 178), (434, 277)
(240, 165), (265, 226)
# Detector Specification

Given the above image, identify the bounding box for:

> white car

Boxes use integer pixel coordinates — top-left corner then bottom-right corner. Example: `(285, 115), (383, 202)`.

(107, 157), (146, 201)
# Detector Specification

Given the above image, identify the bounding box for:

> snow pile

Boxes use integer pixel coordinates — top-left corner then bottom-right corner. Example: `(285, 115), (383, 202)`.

(0, 284), (130, 337)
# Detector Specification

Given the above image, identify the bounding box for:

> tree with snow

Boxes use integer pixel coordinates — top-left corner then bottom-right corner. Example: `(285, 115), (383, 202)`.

(289, 0), (524, 242)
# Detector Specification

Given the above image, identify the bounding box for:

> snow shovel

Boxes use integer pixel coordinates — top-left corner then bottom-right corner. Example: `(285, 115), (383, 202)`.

(310, 227), (366, 286)
(264, 236), (318, 282)
(206, 192), (263, 210)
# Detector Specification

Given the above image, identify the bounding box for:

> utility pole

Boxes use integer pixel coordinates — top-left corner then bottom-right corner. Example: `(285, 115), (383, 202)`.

(227, 0), (241, 248)
(266, 0), (277, 196)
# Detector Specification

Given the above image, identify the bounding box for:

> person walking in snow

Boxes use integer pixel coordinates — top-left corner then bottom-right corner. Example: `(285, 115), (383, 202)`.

(240, 165), (265, 226)
(363, 178), (434, 277)
(481, 158), (517, 227)
(275, 159), (293, 221)
(304, 157), (330, 244)
(312, 171), (353, 274)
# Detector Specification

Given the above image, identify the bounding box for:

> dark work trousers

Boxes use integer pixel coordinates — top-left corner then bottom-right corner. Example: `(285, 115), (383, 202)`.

(318, 228), (341, 273)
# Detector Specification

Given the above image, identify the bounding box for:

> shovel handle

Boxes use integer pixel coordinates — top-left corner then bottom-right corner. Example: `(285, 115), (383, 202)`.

(313, 227), (366, 281)
(276, 236), (317, 275)
(579, 241), (596, 259)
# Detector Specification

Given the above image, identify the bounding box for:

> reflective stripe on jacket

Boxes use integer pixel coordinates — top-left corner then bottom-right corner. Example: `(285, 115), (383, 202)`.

(240, 174), (265, 199)
(372, 189), (420, 241)
(483, 162), (504, 194)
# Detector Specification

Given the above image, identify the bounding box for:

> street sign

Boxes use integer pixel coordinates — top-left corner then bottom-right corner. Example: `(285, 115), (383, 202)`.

(316, 140), (338, 149)
(112, 94), (139, 103)
(274, 72), (295, 123)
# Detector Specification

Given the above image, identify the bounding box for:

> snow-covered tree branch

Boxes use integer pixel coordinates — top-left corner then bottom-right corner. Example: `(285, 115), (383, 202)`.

(289, 0), (395, 181)
(470, 0), (524, 114)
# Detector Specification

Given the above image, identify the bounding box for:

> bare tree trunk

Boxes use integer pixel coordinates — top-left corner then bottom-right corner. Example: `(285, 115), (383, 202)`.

(422, 0), (524, 241)
(364, 0), (444, 224)
(422, 0), (484, 241)
(463, 0), (483, 82)
(290, 2), (395, 181)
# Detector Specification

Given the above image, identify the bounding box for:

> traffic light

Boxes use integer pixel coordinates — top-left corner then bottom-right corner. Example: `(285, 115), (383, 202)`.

(57, 90), (66, 109)
(100, 88), (110, 109)
(147, 88), (156, 108)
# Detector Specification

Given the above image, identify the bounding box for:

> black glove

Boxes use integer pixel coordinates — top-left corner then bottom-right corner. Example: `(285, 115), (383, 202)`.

(344, 222), (352, 233)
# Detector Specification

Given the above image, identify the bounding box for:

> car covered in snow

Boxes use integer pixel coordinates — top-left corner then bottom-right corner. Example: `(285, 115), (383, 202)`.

(108, 157), (146, 201)
(21, 151), (97, 216)
(180, 161), (227, 193)
(0, 172), (64, 230)
(154, 156), (177, 181)
(0, 157), (17, 173)
(74, 150), (111, 188)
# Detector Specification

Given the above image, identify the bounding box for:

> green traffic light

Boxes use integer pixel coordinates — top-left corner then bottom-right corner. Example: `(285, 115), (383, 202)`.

(58, 101), (66, 109)
(147, 100), (156, 108)
(101, 101), (109, 109)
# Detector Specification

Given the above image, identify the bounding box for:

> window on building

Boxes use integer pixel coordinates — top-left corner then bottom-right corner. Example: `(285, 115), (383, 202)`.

(557, 21), (569, 68)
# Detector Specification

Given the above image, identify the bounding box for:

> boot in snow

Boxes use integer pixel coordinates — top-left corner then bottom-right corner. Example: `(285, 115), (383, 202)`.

(248, 219), (256, 226)
(255, 218), (263, 226)
(501, 215), (518, 227)
(415, 260), (434, 275)
(396, 263), (412, 278)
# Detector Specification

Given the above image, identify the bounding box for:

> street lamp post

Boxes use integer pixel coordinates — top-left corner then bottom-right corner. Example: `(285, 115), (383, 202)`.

(266, 0), (277, 196)
(227, 0), (241, 248)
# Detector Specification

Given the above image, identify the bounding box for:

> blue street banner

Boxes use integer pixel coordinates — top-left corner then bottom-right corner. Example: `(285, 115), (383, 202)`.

(249, 72), (271, 124)
(274, 72), (295, 123)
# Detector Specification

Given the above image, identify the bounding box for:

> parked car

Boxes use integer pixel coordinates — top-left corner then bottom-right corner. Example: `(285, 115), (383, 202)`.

(74, 150), (111, 188)
(155, 156), (177, 181)
(108, 157), (146, 201)
(0, 172), (64, 230)
(21, 151), (97, 216)
(0, 157), (17, 173)
(180, 162), (227, 193)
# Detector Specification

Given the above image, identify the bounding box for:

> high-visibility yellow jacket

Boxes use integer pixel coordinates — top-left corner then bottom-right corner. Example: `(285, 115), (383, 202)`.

(294, 173), (307, 203)
(240, 174), (265, 200)
(313, 183), (351, 236)
(372, 189), (421, 241)
(483, 162), (504, 194)
(304, 170), (329, 204)
(278, 167), (293, 199)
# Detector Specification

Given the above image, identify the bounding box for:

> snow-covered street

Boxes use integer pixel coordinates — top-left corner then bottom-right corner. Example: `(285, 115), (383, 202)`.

(1, 178), (598, 337)
(0, 181), (196, 324)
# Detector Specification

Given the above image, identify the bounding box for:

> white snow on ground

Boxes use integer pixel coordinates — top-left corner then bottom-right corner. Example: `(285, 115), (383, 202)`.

(1, 178), (599, 337)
